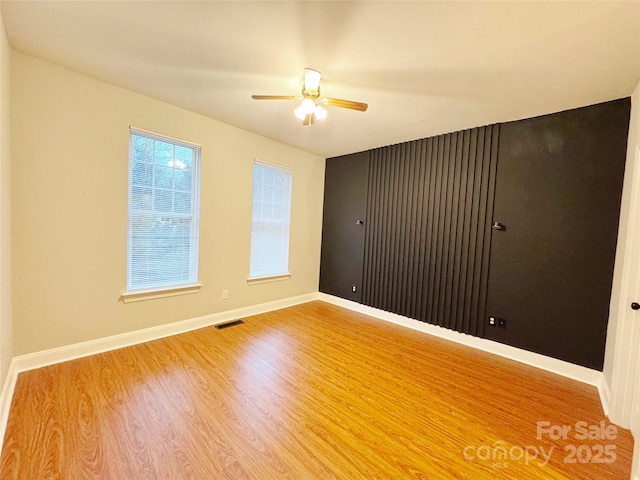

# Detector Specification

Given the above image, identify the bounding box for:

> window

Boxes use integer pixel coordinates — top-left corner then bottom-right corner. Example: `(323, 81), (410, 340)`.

(249, 161), (292, 279)
(126, 128), (201, 293)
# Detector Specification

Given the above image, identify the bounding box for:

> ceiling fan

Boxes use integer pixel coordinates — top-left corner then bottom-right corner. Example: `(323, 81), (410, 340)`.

(251, 68), (368, 126)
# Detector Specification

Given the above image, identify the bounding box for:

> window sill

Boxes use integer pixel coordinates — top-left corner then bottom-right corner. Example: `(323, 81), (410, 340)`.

(247, 273), (291, 285)
(121, 284), (202, 303)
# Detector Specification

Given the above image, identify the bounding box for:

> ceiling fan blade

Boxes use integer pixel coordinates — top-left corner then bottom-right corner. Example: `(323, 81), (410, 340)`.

(251, 95), (299, 101)
(323, 97), (368, 112)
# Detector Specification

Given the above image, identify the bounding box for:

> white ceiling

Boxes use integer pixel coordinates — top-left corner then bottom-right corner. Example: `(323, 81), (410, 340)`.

(1, 1), (639, 158)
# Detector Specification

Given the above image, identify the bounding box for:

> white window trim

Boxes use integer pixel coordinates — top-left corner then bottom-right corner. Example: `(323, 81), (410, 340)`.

(246, 273), (291, 285)
(125, 127), (202, 296)
(121, 283), (202, 303)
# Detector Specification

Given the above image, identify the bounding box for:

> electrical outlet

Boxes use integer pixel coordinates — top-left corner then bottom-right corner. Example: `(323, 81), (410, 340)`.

(352, 285), (357, 293)
(222, 289), (229, 300)
(489, 316), (507, 329)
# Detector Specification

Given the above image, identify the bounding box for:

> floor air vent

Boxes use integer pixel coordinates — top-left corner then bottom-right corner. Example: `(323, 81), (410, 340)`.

(215, 319), (245, 330)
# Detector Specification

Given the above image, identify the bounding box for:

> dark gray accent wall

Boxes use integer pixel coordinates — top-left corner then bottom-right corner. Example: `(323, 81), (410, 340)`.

(485, 99), (630, 370)
(319, 98), (630, 370)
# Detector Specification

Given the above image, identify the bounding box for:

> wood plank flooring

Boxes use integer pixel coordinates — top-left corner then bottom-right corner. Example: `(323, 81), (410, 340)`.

(0, 301), (633, 479)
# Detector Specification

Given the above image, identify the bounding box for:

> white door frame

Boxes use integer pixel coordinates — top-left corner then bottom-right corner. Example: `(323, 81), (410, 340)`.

(605, 87), (640, 479)
(608, 143), (640, 428)
(628, 148), (640, 480)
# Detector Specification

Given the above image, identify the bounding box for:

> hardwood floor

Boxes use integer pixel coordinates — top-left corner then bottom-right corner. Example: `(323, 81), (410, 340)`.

(0, 301), (633, 479)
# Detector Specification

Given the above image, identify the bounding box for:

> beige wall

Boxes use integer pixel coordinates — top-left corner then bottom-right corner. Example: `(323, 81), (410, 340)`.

(0, 11), (12, 382)
(11, 52), (325, 355)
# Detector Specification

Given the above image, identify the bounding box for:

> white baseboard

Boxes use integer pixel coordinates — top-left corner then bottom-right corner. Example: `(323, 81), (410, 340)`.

(0, 358), (18, 453)
(598, 376), (612, 418)
(318, 293), (605, 389)
(0, 292), (317, 454)
(11, 293), (317, 373)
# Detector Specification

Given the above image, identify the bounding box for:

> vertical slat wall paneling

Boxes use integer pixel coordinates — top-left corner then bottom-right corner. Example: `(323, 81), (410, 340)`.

(362, 125), (500, 336)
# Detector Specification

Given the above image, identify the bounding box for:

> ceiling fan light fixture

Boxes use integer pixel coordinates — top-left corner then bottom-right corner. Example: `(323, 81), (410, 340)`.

(295, 101), (327, 125)
(304, 68), (321, 92)
(315, 105), (327, 120)
(295, 97), (317, 120)
(294, 104), (306, 120)
(301, 97), (316, 113)
(303, 112), (316, 126)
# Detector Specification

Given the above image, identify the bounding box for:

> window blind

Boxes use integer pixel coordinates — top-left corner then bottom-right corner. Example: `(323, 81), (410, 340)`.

(127, 128), (201, 292)
(249, 161), (292, 278)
